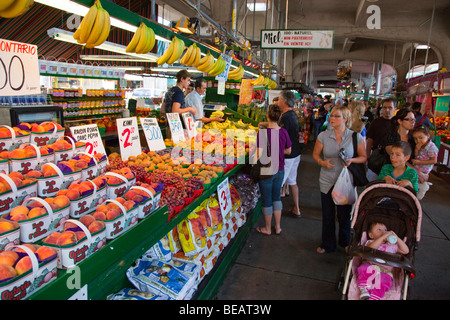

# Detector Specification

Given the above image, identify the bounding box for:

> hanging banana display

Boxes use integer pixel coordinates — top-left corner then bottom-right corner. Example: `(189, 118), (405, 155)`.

(0, 0), (34, 18)
(196, 53), (215, 73)
(227, 65), (245, 80)
(207, 55), (226, 76)
(126, 22), (156, 54)
(156, 37), (185, 65)
(73, 0), (111, 48)
(179, 43), (202, 67)
(251, 74), (277, 89)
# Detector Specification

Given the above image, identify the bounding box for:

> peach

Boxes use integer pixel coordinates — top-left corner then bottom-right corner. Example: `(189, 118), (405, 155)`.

(26, 170), (43, 178)
(79, 214), (95, 228)
(31, 124), (45, 133)
(0, 264), (17, 281)
(132, 194), (145, 203)
(10, 148), (26, 159)
(74, 160), (88, 170)
(54, 195), (70, 208)
(63, 221), (79, 231)
(106, 208), (121, 220)
(15, 256), (32, 275)
(10, 176), (23, 188)
(93, 177), (106, 188)
(124, 190), (137, 200)
(55, 189), (68, 196)
(44, 198), (59, 211)
(106, 201), (120, 210)
(92, 211), (107, 221)
(8, 172), (24, 180)
(28, 207), (47, 219)
(56, 231), (77, 246)
(43, 232), (61, 245)
(24, 146), (37, 158)
(35, 246), (57, 261)
(0, 150), (10, 159)
(43, 168), (58, 177)
(123, 200), (136, 211)
(22, 179), (36, 186)
(75, 231), (86, 241)
(0, 219), (18, 233)
(66, 189), (81, 200)
(11, 205), (29, 216)
(88, 220), (105, 233)
(0, 182), (9, 194)
(96, 204), (108, 213)
(10, 213), (28, 221)
(16, 243), (38, 253)
(27, 199), (44, 208)
(106, 175), (120, 185)
(115, 197), (126, 205)
(0, 251), (19, 266)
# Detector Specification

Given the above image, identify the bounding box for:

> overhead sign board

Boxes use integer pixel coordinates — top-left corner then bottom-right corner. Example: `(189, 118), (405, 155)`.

(260, 29), (334, 50)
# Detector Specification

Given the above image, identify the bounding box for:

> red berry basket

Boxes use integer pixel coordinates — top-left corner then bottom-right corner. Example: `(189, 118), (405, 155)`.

(193, 186), (204, 198)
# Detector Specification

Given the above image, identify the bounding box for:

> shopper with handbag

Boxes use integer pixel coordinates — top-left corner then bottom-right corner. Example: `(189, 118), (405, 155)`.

(312, 106), (367, 253)
(255, 104), (292, 236)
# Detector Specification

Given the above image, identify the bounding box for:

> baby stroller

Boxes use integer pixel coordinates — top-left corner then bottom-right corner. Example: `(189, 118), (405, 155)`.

(338, 181), (422, 300)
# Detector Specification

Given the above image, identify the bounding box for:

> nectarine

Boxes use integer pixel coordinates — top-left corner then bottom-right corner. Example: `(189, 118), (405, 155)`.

(92, 211), (106, 220)
(54, 195), (70, 208)
(66, 189), (81, 200)
(79, 214), (95, 228)
(0, 218), (19, 233)
(106, 208), (121, 220)
(35, 246), (57, 261)
(0, 264), (17, 281)
(28, 207), (47, 219)
(88, 220), (105, 233)
(56, 231), (77, 246)
(0, 251), (19, 266)
(15, 256), (32, 275)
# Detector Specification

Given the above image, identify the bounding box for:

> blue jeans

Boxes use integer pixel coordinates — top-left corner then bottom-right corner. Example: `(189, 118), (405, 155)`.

(320, 187), (352, 252)
(258, 170), (284, 216)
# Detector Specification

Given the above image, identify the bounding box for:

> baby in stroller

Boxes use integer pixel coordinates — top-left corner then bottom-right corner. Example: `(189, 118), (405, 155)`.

(357, 221), (409, 300)
(339, 181), (422, 300)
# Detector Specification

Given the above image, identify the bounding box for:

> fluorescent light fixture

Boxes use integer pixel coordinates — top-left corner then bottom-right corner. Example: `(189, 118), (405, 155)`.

(80, 55), (152, 63)
(415, 44), (430, 50)
(116, 66), (144, 71)
(124, 74), (144, 81)
(150, 67), (204, 74)
(47, 28), (159, 62)
(35, 0), (170, 42)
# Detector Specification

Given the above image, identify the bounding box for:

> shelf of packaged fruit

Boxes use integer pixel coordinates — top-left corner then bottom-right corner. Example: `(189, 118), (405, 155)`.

(28, 163), (247, 300)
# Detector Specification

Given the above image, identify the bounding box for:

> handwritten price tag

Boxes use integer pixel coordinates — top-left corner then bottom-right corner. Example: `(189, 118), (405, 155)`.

(167, 113), (185, 144)
(141, 117), (166, 151)
(181, 113), (197, 139)
(116, 117), (141, 161)
(70, 124), (106, 156)
(217, 177), (232, 217)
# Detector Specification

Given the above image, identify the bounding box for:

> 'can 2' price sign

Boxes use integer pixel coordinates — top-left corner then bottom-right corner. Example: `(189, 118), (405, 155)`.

(141, 117), (166, 151)
(217, 177), (232, 217)
(70, 124), (107, 156)
(117, 117), (141, 161)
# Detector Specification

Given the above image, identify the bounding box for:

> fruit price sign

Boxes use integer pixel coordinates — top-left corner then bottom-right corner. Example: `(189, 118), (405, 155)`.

(141, 117), (166, 151)
(70, 124), (106, 156)
(217, 177), (232, 217)
(215, 53), (233, 82)
(0, 38), (40, 96)
(181, 112), (197, 139)
(167, 113), (185, 144)
(117, 117), (141, 161)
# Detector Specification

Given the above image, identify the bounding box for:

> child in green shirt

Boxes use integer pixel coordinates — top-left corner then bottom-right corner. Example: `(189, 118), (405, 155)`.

(378, 141), (419, 192)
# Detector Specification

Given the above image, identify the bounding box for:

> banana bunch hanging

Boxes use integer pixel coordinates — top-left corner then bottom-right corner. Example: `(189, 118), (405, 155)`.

(227, 65), (245, 80)
(126, 22), (156, 54)
(156, 37), (185, 65)
(73, 0), (111, 48)
(0, 0), (34, 18)
(179, 43), (201, 67)
(196, 53), (226, 76)
(251, 74), (277, 89)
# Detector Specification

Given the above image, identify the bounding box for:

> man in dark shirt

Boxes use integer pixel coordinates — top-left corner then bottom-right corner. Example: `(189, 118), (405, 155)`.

(162, 69), (197, 116)
(365, 97), (396, 179)
(279, 90), (302, 217)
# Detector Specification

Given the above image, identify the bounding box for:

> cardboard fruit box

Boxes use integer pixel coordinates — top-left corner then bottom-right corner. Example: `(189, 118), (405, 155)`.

(51, 136), (85, 163)
(0, 244), (58, 300)
(98, 199), (139, 240)
(0, 125), (30, 153)
(37, 163), (82, 198)
(0, 218), (20, 252)
(72, 152), (104, 181)
(68, 180), (107, 219)
(105, 171), (136, 199)
(29, 122), (64, 147)
(0, 173), (38, 216)
(129, 185), (162, 220)
(1, 196), (70, 243)
(42, 219), (106, 269)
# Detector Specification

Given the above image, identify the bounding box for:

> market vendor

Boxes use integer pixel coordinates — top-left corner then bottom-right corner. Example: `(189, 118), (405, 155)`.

(185, 78), (224, 126)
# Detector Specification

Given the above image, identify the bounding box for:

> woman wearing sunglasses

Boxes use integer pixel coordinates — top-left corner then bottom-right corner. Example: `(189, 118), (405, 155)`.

(312, 106), (367, 254)
(384, 108), (416, 161)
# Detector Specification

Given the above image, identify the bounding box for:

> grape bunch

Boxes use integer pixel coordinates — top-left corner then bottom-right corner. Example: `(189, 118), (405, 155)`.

(126, 164), (147, 181)
(105, 158), (127, 171)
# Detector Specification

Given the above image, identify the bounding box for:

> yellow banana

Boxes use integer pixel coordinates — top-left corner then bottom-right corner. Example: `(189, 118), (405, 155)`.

(135, 24), (149, 54)
(185, 43), (197, 66)
(263, 76), (270, 86)
(208, 56), (222, 76)
(156, 39), (175, 65)
(79, 0), (99, 44)
(197, 54), (214, 72)
(73, 24), (82, 41)
(0, 0), (15, 11)
(0, 0), (33, 18)
(252, 74), (264, 85)
(192, 46), (201, 67)
(210, 56), (226, 76)
(167, 37), (184, 64)
(180, 43), (194, 65)
(197, 53), (210, 66)
(87, 7), (110, 47)
(145, 26), (156, 52)
(126, 23), (144, 53)
(85, 3), (105, 45)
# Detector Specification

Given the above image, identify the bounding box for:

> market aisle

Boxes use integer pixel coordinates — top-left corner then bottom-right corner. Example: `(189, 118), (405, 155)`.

(216, 143), (450, 300)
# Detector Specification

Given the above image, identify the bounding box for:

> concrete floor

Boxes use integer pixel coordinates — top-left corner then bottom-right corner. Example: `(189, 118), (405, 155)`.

(215, 143), (450, 300)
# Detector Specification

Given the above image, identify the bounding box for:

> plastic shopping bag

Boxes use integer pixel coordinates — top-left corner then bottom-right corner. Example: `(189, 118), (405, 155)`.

(331, 167), (357, 205)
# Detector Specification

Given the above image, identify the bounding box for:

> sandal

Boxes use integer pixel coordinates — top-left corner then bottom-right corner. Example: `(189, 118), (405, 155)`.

(316, 247), (326, 254)
(273, 226), (282, 235)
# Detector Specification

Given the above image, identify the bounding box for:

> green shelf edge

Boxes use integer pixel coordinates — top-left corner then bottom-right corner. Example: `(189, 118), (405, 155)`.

(28, 163), (246, 300)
